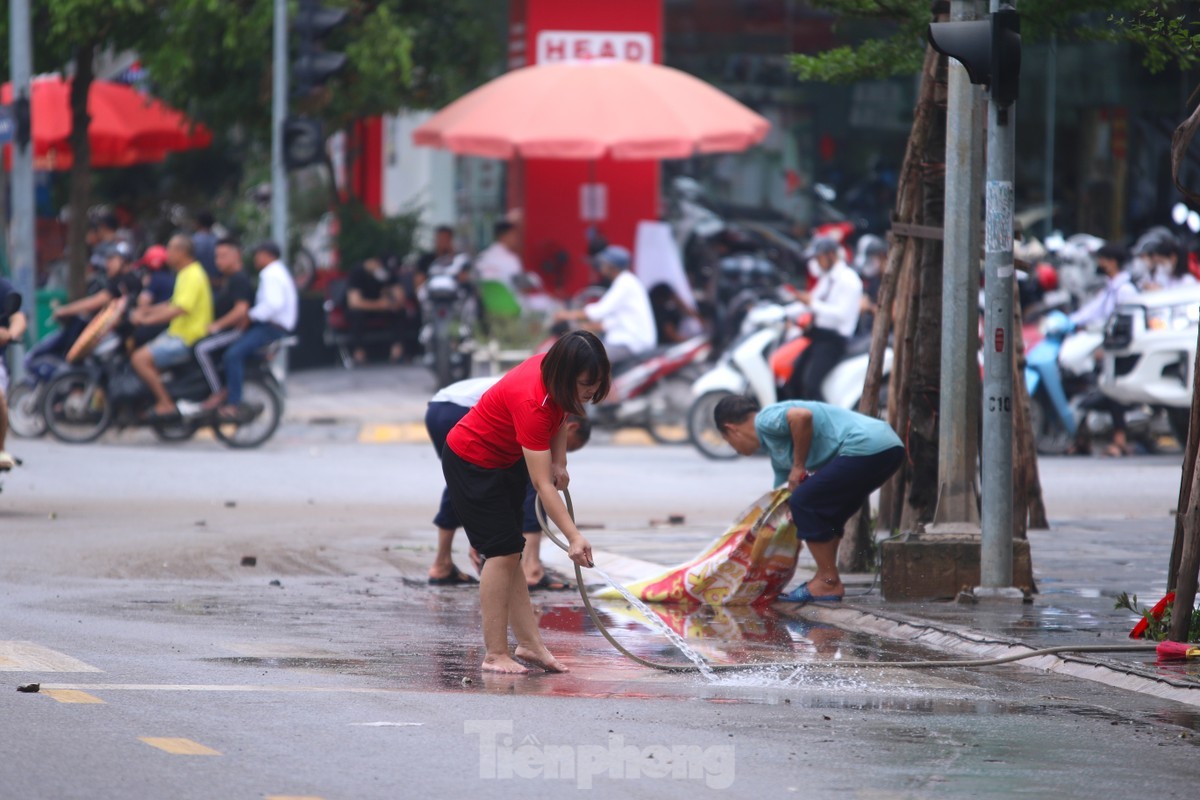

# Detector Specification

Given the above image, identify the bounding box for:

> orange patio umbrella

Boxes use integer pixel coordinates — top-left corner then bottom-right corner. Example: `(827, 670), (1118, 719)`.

(413, 60), (769, 160)
(2, 75), (212, 171)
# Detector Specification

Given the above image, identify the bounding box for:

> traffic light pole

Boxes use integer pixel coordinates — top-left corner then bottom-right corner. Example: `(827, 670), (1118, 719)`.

(980, 0), (1016, 592)
(8, 0), (36, 379)
(271, 0), (289, 252)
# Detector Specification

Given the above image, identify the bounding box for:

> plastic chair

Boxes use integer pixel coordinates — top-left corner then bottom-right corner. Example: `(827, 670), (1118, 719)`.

(477, 279), (522, 319)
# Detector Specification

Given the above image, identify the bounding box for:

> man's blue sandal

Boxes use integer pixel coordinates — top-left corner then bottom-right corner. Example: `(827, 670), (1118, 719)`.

(779, 583), (843, 603)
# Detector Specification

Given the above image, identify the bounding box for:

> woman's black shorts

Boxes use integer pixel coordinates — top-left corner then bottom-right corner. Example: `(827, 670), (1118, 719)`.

(441, 446), (529, 558)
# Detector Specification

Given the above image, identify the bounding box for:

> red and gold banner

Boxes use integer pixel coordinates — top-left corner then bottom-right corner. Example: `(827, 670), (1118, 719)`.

(598, 489), (798, 606)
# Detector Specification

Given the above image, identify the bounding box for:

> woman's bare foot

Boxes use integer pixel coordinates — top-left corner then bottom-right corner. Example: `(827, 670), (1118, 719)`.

(514, 644), (569, 673)
(482, 654), (529, 674)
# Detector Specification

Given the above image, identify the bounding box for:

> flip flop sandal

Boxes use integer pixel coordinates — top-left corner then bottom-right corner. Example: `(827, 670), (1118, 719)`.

(778, 583), (843, 604)
(527, 575), (573, 592)
(428, 568), (479, 587)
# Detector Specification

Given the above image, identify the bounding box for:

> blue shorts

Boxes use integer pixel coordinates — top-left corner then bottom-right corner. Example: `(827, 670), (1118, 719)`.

(147, 333), (191, 369)
(788, 446), (905, 543)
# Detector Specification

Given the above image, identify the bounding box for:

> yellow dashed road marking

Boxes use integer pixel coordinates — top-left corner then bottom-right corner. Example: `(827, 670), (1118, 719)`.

(0, 642), (102, 672)
(139, 737), (221, 756)
(358, 423), (429, 444)
(42, 689), (104, 704)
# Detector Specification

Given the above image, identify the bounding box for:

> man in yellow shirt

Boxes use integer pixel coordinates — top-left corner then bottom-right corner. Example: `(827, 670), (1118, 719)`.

(130, 234), (214, 420)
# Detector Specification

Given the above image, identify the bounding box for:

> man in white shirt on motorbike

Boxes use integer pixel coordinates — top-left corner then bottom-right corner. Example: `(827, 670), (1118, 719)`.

(214, 241), (298, 422)
(553, 245), (657, 365)
(784, 236), (863, 401)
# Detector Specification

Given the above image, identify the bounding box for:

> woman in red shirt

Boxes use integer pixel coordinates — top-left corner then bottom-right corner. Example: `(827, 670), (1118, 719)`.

(442, 330), (611, 674)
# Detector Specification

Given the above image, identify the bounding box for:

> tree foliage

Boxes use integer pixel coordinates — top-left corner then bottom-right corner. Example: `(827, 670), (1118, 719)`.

(139, 0), (505, 140)
(791, 0), (1199, 83)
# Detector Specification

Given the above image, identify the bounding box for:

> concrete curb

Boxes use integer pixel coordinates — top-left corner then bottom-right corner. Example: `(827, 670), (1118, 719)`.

(784, 604), (1200, 708)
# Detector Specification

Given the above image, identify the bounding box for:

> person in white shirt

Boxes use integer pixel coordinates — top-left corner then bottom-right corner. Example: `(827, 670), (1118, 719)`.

(474, 221), (523, 290)
(553, 246), (656, 365)
(1069, 244), (1137, 457)
(784, 236), (863, 401)
(216, 241), (298, 422)
(1070, 245), (1138, 330)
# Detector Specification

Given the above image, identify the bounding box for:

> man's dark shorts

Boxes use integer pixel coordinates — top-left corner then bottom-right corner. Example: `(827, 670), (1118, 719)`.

(788, 446), (905, 543)
(442, 447), (529, 559)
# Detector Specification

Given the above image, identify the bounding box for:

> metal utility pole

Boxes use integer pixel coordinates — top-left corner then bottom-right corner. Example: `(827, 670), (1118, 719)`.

(933, 0), (985, 528)
(271, 0), (290, 380)
(8, 0), (37, 380)
(271, 0), (289, 254)
(979, 0), (1018, 591)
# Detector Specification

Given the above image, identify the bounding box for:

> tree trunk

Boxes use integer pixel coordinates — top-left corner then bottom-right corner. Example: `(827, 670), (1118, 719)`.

(1170, 454), (1200, 641)
(1010, 284), (1048, 534)
(839, 196), (905, 572)
(898, 67), (947, 532)
(1168, 321), (1200, 591)
(66, 43), (97, 300)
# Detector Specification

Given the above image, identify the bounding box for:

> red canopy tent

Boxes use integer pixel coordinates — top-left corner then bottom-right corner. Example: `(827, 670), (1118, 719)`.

(2, 76), (212, 171)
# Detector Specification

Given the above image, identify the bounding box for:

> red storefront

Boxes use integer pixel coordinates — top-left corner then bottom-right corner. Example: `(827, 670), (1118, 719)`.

(508, 0), (663, 296)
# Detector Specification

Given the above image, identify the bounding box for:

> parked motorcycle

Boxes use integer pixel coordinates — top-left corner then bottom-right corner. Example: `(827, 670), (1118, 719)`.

(592, 334), (711, 444)
(1026, 309), (1164, 454)
(688, 299), (891, 459)
(41, 332), (288, 449)
(419, 254), (477, 389)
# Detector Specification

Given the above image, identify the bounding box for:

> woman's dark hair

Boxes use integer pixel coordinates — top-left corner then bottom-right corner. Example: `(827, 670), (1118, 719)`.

(542, 330), (611, 416)
(713, 394), (761, 431)
(1094, 244), (1128, 266)
(1150, 240), (1189, 277)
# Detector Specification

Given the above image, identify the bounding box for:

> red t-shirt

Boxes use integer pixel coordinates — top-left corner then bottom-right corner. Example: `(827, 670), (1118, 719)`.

(446, 353), (565, 469)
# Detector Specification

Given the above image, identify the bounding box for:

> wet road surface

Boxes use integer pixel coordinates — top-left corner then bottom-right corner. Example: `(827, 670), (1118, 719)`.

(1, 438), (1198, 797)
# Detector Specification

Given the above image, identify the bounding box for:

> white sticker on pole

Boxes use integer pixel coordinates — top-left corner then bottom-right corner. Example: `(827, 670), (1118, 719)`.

(996, 262), (1014, 278)
(985, 181), (1014, 253)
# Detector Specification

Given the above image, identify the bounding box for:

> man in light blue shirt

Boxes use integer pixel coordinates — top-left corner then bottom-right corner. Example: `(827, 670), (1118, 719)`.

(715, 396), (904, 603)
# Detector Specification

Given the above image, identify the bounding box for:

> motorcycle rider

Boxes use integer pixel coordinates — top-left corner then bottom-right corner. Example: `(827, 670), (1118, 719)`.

(128, 234), (214, 422)
(552, 245), (656, 366)
(1069, 244), (1137, 456)
(853, 234), (887, 336)
(784, 236), (863, 401)
(0, 278), (28, 470)
(214, 241), (298, 423)
(188, 238), (255, 409)
(52, 241), (142, 325)
(1144, 238), (1197, 291)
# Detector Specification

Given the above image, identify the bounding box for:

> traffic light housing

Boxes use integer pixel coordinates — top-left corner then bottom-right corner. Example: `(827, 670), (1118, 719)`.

(292, 0), (348, 95)
(928, 5), (1021, 108)
(283, 115), (325, 169)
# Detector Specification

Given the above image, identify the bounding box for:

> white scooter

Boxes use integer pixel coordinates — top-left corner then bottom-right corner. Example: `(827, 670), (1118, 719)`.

(687, 299), (892, 459)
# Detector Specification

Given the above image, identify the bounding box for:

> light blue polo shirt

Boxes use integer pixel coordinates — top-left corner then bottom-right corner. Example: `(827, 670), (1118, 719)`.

(755, 400), (903, 487)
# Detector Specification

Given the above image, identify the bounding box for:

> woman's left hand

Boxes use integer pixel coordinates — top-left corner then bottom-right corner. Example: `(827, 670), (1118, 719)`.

(568, 536), (593, 568)
(552, 464), (570, 490)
